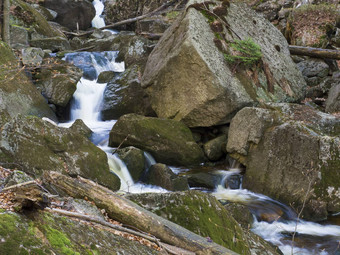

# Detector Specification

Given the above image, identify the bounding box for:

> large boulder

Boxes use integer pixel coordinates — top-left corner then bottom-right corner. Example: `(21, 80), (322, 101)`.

(227, 103), (340, 220)
(0, 116), (120, 191)
(126, 191), (281, 255)
(0, 42), (57, 126)
(42, 0), (96, 31)
(141, 0), (306, 127)
(33, 58), (82, 107)
(109, 114), (205, 166)
(100, 65), (154, 120)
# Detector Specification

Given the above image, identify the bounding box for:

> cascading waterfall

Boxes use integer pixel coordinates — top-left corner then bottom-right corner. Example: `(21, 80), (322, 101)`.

(91, 0), (106, 28)
(209, 169), (340, 255)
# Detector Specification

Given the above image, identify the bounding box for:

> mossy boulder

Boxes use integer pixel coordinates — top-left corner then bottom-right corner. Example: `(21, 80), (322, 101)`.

(116, 146), (146, 182)
(126, 190), (281, 255)
(145, 163), (189, 191)
(0, 211), (160, 254)
(11, 0), (64, 38)
(100, 65), (154, 120)
(109, 114), (205, 166)
(0, 41), (57, 126)
(227, 103), (340, 220)
(33, 58), (82, 107)
(141, 0), (306, 127)
(0, 115), (120, 191)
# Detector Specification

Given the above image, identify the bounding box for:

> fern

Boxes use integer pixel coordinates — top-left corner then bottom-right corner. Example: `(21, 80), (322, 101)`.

(224, 38), (262, 67)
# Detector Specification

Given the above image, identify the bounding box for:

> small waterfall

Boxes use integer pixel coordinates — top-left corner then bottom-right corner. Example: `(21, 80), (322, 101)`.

(92, 0), (106, 28)
(144, 151), (156, 170)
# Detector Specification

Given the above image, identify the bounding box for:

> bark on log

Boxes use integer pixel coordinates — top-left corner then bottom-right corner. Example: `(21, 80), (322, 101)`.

(43, 171), (238, 255)
(288, 45), (340, 60)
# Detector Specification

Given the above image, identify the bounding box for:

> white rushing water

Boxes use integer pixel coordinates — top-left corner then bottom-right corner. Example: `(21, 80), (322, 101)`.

(91, 0), (105, 28)
(210, 170), (340, 255)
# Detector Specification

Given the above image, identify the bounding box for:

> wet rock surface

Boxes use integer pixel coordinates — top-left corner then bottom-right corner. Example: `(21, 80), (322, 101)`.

(109, 114), (205, 166)
(227, 103), (340, 220)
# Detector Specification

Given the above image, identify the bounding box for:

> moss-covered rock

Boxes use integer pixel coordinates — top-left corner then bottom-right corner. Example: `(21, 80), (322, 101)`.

(33, 58), (82, 107)
(145, 163), (189, 191)
(127, 190), (282, 254)
(116, 146), (146, 182)
(0, 41), (57, 126)
(227, 103), (340, 220)
(0, 210), (160, 254)
(109, 114), (205, 166)
(11, 0), (64, 38)
(0, 115), (120, 191)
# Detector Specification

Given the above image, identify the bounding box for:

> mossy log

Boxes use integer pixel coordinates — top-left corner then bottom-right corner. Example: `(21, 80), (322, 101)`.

(43, 171), (238, 255)
(288, 45), (340, 60)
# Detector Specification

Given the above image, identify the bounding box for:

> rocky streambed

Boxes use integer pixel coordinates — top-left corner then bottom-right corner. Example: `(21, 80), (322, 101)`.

(0, 0), (339, 254)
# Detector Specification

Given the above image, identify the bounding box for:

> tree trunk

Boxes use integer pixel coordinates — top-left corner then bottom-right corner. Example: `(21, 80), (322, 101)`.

(288, 45), (340, 60)
(43, 171), (238, 255)
(2, 0), (10, 44)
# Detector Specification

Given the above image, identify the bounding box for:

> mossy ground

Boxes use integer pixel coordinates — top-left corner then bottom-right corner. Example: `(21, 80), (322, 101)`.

(0, 210), (159, 254)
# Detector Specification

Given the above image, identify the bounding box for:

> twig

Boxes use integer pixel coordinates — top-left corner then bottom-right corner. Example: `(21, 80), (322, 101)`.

(291, 172), (314, 255)
(1, 180), (36, 192)
(112, 135), (130, 154)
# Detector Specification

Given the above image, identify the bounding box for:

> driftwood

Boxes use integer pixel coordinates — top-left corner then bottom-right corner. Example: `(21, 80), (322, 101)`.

(288, 45), (340, 60)
(45, 207), (195, 255)
(43, 171), (238, 255)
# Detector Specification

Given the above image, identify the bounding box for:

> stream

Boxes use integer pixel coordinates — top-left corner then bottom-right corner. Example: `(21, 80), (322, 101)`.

(59, 1), (340, 254)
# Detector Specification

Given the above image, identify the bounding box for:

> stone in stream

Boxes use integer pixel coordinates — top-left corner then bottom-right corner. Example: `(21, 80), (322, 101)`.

(141, 0), (306, 127)
(227, 103), (340, 220)
(101, 65), (154, 120)
(0, 115), (120, 191)
(116, 146), (146, 182)
(145, 163), (189, 191)
(109, 114), (205, 166)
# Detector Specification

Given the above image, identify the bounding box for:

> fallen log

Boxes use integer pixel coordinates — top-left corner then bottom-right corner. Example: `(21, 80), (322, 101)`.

(288, 45), (340, 60)
(43, 171), (238, 255)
